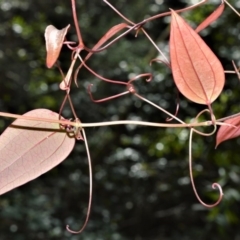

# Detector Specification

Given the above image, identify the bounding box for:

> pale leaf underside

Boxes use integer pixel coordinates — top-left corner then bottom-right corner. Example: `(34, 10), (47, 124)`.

(44, 24), (70, 68)
(0, 109), (75, 195)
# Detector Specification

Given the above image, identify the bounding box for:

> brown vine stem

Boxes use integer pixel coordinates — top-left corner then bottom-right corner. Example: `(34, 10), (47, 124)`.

(143, 0), (223, 23)
(71, 0), (84, 48)
(0, 111), (232, 129)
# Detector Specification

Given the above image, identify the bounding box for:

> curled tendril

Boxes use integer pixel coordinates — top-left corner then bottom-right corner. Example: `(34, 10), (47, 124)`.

(127, 73), (153, 85)
(66, 128), (93, 234)
(192, 109), (217, 136)
(189, 128), (223, 208)
(166, 90), (180, 122)
(87, 73), (152, 103)
(150, 58), (171, 69)
(63, 40), (77, 50)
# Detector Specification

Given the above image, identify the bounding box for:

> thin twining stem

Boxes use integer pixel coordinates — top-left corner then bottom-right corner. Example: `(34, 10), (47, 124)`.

(136, 92), (220, 137)
(141, 29), (170, 65)
(103, 0), (135, 25)
(218, 112), (240, 122)
(133, 92), (185, 124)
(56, 66), (78, 120)
(191, 109), (217, 136)
(103, 0), (208, 25)
(224, 0), (240, 17)
(86, 73), (152, 103)
(225, 71), (239, 74)
(0, 111), (233, 129)
(80, 23), (138, 54)
(188, 128), (223, 208)
(103, 0), (221, 62)
(143, 0), (209, 23)
(66, 128), (93, 234)
(59, 93), (78, 121)
(59, 49), (81, 91)
(103, 0), (170, 63)
(71, 0), (84, 48)
(77, 55), (127, 86)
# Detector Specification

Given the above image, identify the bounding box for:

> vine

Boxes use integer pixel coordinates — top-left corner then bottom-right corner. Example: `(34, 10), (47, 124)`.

(0, 0), (240, 234)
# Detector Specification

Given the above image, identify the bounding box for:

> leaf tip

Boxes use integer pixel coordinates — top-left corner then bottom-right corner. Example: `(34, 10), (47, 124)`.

(44, 24), (70, 68)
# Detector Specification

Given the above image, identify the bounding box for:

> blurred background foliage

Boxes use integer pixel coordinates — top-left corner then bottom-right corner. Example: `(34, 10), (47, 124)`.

(0, 0), (240, 239)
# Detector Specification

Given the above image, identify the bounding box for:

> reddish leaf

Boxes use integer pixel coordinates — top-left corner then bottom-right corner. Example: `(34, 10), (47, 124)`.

(0, 109), (75, 195)
(170, 10), (225, 105)
(195, 3), (224, 33)
(216, 115), (240, 147)
(45, 24), (70, 68)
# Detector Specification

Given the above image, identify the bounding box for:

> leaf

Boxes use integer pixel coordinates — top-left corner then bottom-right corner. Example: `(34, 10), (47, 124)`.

(170, 10), (225, 105)
(0, 109), (75, 195)
(195, 3), (224, 33)
(44, 24), (70, 68)
(216, 115), (240, 147)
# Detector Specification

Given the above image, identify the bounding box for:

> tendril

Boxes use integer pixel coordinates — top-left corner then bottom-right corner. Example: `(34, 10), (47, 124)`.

(188, 128), (223, 208)
(76, 54), (127, 86)
(166, 90), (180, 122)
(150, 58), (171, 69)
(87, 73), (152, 103)
(63, 41), (77, 50)
(192, 109), (217, 136)
(66, 128), (93, 233)
(127, 73), (153, 85)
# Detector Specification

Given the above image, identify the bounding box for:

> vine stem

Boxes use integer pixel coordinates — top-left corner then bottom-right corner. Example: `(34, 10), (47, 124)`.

(0, 111), (233, 129)
(224, 0), (240, 17)
(71, 0), (84, 48)
(225, 71), (238, 74)
(133, 93), (185, 124)
(60, 49), (81, 90)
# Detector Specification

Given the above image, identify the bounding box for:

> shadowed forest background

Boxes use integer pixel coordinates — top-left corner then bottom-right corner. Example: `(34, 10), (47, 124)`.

(1, 0), (240, 239)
